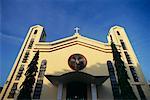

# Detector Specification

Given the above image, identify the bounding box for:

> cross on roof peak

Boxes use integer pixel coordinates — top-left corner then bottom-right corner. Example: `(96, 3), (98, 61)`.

(74, 27), (80, 33)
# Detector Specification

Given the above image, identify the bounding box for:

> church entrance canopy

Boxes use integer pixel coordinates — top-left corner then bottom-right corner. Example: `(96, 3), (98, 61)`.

(45, 72), (109, 85)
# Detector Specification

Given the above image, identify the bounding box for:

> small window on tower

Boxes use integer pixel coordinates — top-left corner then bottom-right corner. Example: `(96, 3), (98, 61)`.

(120, 40), (127, 50)
(22, 51), (30, 63)
(117, 31), (120, 35)
(110, 35), (113, 41)
(8, 83), (18, 98)
(28, 38), (34, 49)
(124, 51), (132, 64)
(34, 30), (38, 34)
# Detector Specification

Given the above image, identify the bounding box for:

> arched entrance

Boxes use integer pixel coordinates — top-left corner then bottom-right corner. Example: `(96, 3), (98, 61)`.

(66, 82), (87, 100)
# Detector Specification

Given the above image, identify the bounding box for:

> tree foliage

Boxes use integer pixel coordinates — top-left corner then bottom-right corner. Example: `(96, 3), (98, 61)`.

(111, 42), (137, 100)
(17, 50), (39, 100)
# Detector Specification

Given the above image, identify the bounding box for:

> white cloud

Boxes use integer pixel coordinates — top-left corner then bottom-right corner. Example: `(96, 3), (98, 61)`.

(0, 33), (23, 43)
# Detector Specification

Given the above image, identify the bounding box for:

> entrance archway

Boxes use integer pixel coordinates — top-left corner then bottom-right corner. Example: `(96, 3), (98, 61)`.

(66, 82), (87, 100)
(45, 72), (109, 99)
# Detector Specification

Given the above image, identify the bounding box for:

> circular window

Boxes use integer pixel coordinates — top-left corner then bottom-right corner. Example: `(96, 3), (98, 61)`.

(68, 54), (87, 71)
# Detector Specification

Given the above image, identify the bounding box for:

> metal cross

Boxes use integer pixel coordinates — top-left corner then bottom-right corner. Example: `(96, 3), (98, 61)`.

(74, 27), (80, 33)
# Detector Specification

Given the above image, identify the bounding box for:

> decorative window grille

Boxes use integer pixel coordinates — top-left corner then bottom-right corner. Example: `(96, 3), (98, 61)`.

(129, 66), (146, 99)
(107, 61), (120, 99)
(15, 64), (25, 80)
(124, 51), (132, 64)
(28, 38), (34, 49)
(33, 60), (47, 99)
(120, 40), (127, 50)
(22, 51), (29, 63)
(7, 83), (18, 98)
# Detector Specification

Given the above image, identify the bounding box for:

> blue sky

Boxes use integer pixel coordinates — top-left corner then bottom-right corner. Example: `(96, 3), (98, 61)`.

(0, 0), (150, 86)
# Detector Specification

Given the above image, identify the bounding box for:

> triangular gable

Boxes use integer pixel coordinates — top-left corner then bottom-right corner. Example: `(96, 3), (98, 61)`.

(34, 34), (113, 53)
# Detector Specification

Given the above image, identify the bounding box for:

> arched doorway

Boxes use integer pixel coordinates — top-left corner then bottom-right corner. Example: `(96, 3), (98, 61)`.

(66, 82), (87, 100)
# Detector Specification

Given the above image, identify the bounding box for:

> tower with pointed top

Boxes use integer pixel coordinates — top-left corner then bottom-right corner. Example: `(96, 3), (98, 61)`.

(0, 25), (150, 100)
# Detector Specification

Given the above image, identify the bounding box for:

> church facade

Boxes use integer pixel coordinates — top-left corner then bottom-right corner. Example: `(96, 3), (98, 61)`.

(0, 25), (150, 100)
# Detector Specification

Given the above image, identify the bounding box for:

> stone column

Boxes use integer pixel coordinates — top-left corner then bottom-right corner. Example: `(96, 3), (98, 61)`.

(57, 83), (63, 100)
(91, 84), (97, 100)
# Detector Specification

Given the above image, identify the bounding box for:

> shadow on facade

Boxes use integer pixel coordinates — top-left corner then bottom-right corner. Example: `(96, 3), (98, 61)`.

(41, 62), (113, 99)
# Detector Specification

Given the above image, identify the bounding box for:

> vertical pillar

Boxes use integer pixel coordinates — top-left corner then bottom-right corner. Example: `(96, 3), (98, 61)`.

(91, 84), (97, 100)
(57, 83), (63, 100)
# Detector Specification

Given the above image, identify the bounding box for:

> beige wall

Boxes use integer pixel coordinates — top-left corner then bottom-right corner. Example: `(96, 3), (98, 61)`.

(38, 43), (113, 99)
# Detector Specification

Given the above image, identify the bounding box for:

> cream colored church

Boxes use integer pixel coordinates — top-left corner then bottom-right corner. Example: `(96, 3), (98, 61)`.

(0, 25), (150, 100)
